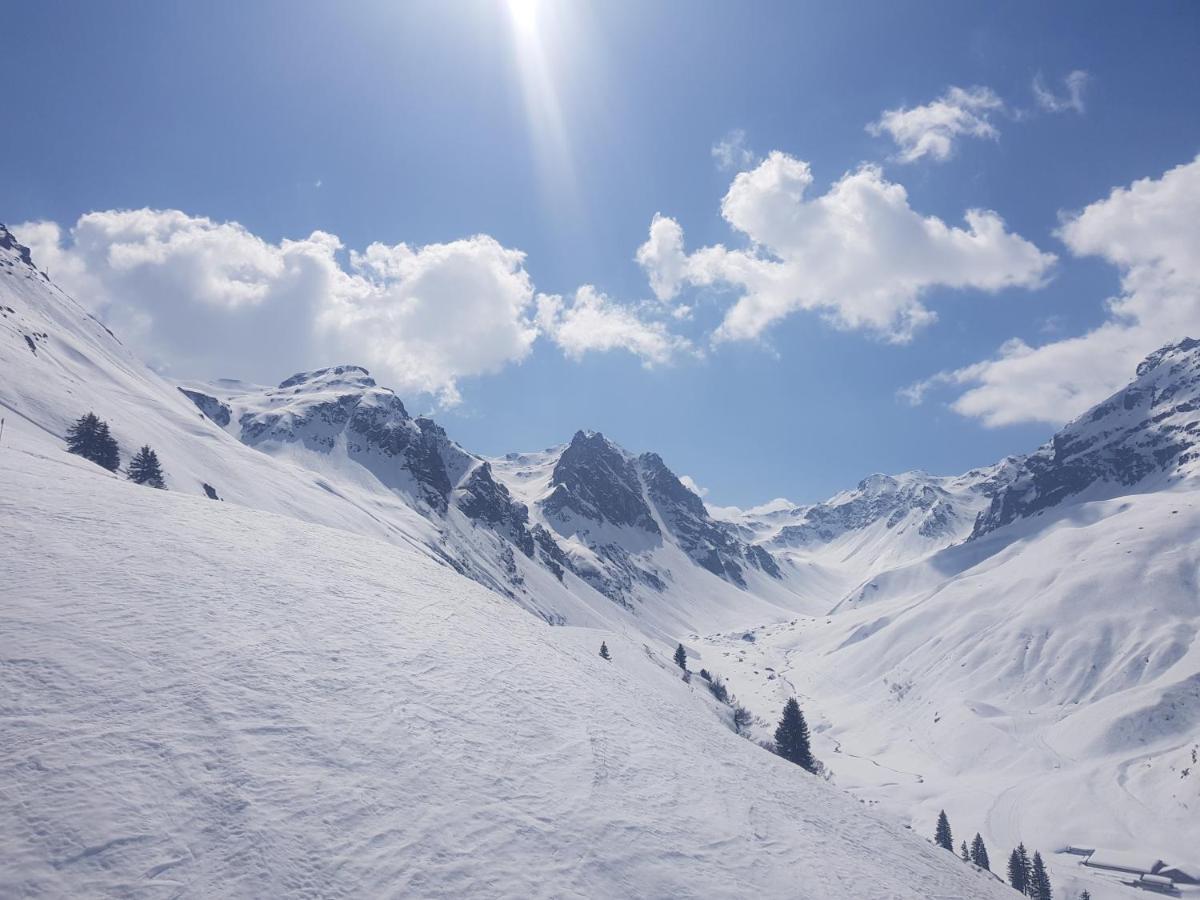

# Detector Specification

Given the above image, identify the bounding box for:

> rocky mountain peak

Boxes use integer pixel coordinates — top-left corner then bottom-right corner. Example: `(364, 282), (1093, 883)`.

(277, 365), (379, 393)
(0, 224), (35, 269)
(542, 430), (660, 534)
(972, 336), (1200, 538)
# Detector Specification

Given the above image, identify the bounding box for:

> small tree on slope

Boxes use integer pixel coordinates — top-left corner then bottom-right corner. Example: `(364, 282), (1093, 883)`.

(1029, 851), (1052, 900)
(773, 697), (815, 772)
(933, 810), (954, 851)
(599, 641), (611, 661)
(673, 643), (687, 672)
(128, 445), (166, 488)
(66, 412), (120, 472)
(960, 841), (970, 861)
(970, 832), (990, 871)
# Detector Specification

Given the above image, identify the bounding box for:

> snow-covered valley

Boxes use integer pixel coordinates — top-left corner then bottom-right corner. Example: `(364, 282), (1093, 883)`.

(3, 219), (1199, 898)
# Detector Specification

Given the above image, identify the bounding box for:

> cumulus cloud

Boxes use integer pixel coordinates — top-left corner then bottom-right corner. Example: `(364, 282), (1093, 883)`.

(711, 129), (755, 172)
(14, 209), (538, 405)
(868, 86), (1003, 163)
(905, 154), (1200, 426)
(635, 213), (688, 302)
(1033, 70), (1089, 114)
(678, 474), (708, 497)
(636, 152), (1055, 344)
(536, 285), (693, 366)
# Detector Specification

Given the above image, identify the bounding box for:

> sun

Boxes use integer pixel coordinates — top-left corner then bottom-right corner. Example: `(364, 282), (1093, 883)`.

(506, 0), (539, 35)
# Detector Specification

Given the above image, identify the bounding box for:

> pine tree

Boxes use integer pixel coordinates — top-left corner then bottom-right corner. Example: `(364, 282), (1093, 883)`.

(960, 841), (970, 861)
(733, 705), (753, 735)
(66, 412), (100, 456)
(599, 641), (611, 660)
(128, 445), (165, 488)
(934, 810), (954, 851)
(1078, 891), (1091, 900)
(1018, 844), (1033, 895)
(970, 832), (990, 871)
(673, 643), (687, 671)
(1008, 847), (1028, 893)
(66, 412), (120, 471)
(773, 697), (815, 772)
(94, 421), (120, 471)
(1029, 851), (1052, 900)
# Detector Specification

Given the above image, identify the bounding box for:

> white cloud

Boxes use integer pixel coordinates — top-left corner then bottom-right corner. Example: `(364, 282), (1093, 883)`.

(1033, 70), (1089, 114)
(636, 152), (1055, 344)
(536, 285), (692, 366)
(679, 474), (708, 497)
(15, 209), (538, 405)
(868, 86), (1003, 163)
(634, 213), (688, 302)
(906, 154), (1200, 426)
(711, 129), (755, 172)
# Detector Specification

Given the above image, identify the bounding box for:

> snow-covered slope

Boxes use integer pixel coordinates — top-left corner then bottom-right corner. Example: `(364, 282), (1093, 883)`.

(695, 345), (1200, 900)
(0, 437), (1013, 899)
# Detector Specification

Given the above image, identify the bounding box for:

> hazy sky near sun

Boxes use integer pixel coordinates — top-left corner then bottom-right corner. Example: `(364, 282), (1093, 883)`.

(3, 1), (1199, 505)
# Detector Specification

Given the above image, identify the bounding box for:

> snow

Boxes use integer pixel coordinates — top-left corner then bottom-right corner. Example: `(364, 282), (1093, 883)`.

(0, 441), (1013, 898)
(697, 487), (1200, 900)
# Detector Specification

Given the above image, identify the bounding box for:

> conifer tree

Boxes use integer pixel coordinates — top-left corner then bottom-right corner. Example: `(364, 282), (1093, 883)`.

(66, 412), (120, 471)
(934, 810), (954, 851)
(128, 445), (165, 488)
(970, 832), (990, 871)
(1018, 844), (1033, 895)
(773, 697), (815, 772)
(94, 421), (120, 471)
(1008, 848), (1028, 893)
(733, 705), (753, 735)
(1078, 891), (1091, 900)
(1029, 851), (1052, 900)
(960, 841), (970, 861)
(599, 641), (611, 660)
(673, 643), (687, 671)
(66, 412), (100, 457)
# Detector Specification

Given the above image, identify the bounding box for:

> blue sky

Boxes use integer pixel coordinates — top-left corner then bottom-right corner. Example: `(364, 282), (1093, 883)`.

(4, 1), (1200, 505)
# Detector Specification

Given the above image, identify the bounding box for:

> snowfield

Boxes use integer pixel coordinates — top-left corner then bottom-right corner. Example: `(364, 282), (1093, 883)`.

(700, 486), (1200, 900)
(0, 440), (1012, 898)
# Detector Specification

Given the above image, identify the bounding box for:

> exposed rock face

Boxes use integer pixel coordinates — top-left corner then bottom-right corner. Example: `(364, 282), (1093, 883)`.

(543, 431), (660, 535)
(638, 451), (780, 586)
(972, 338), (1200, 538)
(457, 462), (535, 558)
(181, 367), (538, 549)
(523, 432), (781, 601)
(179, 388), (231, 427)
(0, 224), (34, 268)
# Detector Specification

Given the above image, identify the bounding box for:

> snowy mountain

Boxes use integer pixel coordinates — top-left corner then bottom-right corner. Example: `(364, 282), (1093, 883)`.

(972, 337), (1200, 537)
(0, 223), (1015, 897)
(181, 373), (804, 635)
(0, 436), (1016, 899)
(5, 218), (1200, 898)
(718, 467), (1013, 570)
(697, 344), (1200, 899)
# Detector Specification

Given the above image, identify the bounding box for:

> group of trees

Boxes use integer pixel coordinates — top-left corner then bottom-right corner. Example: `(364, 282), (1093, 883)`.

(935, 811), (1065, 899)
(935, 811), (991, 870)
(67, 412), (165, 488)
(675, 642), (818, 771)
(1006, 843), (1053, 899)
